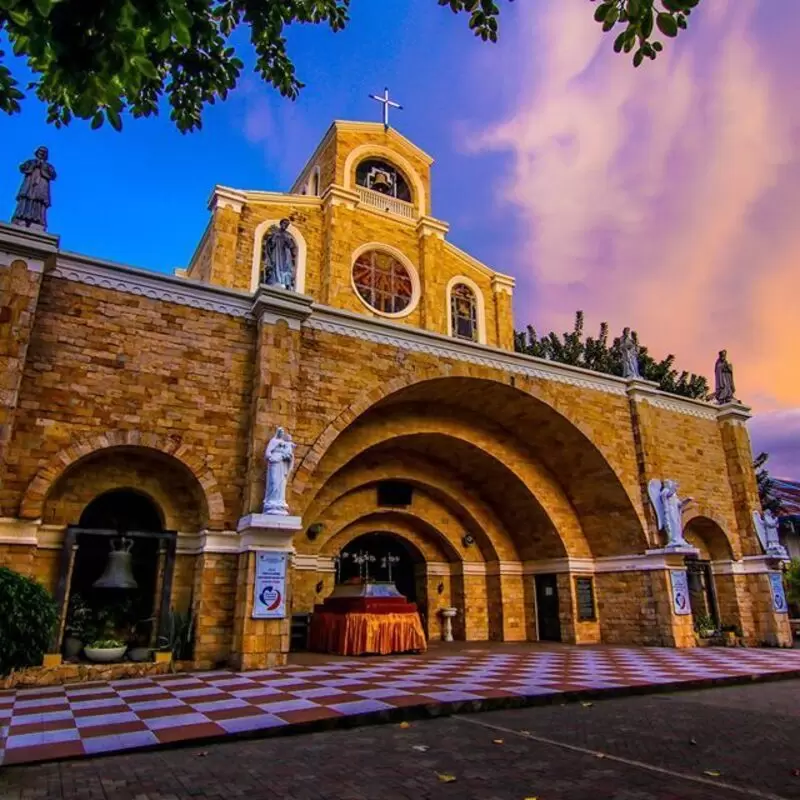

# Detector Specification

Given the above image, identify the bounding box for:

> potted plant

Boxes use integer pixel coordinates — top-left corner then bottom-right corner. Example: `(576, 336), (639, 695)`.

(84, 638), (127, 663)
(694, 613), (717, 639)
(719, 623), (741, 647)
(156, 608), (194, 666)
(63, 593), (91, 659)
(126, 617), (155, 662)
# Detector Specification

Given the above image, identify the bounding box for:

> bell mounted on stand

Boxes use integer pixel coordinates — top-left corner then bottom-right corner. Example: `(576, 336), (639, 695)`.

(93, 536), (138, 590)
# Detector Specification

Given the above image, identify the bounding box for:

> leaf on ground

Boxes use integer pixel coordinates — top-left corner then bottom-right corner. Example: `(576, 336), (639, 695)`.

(581, 701), (593, 708)
(412, 745), (430, 752)
(399, 721), (411, 729)
(493, 738), (504, 744)
(196, 751), (208, 757)
(791, 769), (800, 777)
(436, 772), (457, 783)
(519, 729), (530, 735)
(704, 770), (721, 777)
(689, 738), (697, 746)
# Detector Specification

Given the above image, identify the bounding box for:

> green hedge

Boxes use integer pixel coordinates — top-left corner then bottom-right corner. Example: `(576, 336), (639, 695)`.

(0, 567), (58, 677)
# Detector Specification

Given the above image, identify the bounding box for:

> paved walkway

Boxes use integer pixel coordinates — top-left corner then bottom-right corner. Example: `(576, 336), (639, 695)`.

(3, 679), (800, 799)
(1, 645), (799, 768)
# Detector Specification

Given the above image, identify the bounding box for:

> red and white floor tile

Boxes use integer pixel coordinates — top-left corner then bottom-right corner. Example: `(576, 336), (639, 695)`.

(1, 646), (799, 766)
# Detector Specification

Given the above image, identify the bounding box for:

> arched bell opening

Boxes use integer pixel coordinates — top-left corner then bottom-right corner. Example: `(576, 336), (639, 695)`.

(338, 531), (423, 603)
(55, 488), (180, 663)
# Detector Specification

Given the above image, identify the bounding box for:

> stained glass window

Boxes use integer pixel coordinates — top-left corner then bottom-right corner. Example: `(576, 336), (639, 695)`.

(451, 283), (478, 341)
(352, 250), (414, 315)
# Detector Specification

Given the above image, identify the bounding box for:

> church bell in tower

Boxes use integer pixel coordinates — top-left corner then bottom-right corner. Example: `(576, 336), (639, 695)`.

(93, 537), (138, 590)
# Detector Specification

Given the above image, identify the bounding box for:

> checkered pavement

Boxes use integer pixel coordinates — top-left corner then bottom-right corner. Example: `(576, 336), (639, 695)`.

(1, 646), (799, 766)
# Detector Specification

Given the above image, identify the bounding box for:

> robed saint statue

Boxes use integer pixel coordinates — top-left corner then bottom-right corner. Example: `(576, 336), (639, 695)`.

(12, 147), (56, 232)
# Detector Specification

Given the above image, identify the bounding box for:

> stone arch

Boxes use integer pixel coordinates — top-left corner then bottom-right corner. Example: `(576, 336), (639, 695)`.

(683, 507), (738, 561)
(294, 375), (648, 559)
(21, 430), (227, 529)
(343, 144), (427, 215)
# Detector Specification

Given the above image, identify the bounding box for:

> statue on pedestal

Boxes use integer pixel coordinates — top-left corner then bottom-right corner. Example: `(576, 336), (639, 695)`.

(648, 478), (693, 549)
(11, 146), (56, 232)
(752, 509), (789, 559)
(714, 350), (737, 404)
(619, 327), (641, 379)
(262, 427), (296, 515)
(262, 219), (297, 291)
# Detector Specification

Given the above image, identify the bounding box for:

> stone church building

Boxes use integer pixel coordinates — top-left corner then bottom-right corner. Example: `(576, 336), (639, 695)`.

(0, 121), (791, 672)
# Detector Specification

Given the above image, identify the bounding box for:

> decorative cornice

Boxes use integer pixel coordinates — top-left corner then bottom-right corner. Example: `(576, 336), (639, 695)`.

(306, 305), (628, 396)
(0, 519), (67, 549)
(420, 561), (452, 576)
(630, 384), (718, 420)
(322, 184), (360, 209)
(207, 186), (246, 213)
(252, 286), (314, 330)
(0, 222), (60, 273)
(485, 560), (524, 576)
(716, 401), (752, 424)
(490, 275), (515, 296)
(416, 216), (449, 240)
(51, 254), (253, 318)
(711, 556), (783, 575)
(443, 240), (514, 283)
(332, 120), (435, 165)
(294, 553), (336, 572)
(453, 562), (487, 576)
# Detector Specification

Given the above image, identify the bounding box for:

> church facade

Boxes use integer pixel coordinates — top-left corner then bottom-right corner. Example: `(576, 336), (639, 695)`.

(0, 121), (791, 673)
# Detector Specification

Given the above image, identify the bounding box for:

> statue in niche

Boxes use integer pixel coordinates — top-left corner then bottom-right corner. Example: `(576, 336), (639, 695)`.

(619, 327), (641, 379)
(11, 146), (56, 231)
(752, 509), (788, 558)
(262, 219), (297, 291)
(648, 478), (693, 549)
(263, 427), (296, 515)
(714, 350), (737, 404)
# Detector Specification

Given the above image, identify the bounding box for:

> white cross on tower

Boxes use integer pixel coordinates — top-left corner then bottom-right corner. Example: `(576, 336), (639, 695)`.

(369, 87), (403, 131)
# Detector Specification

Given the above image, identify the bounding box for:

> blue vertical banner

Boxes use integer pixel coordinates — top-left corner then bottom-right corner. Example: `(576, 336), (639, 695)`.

(670, 570), (691, 615)
(769, 573), (788, 614)
(252, 551), (288, 619)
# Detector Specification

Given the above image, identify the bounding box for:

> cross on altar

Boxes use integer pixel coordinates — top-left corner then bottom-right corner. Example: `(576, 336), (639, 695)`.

(369, 87), (402, 130)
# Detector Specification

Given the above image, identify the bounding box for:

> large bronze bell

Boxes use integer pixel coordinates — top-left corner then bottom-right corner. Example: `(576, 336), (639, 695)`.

(93, 537), (138, 590)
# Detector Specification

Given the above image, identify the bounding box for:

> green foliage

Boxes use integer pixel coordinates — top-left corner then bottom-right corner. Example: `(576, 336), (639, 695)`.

(514, 310), (710, 400)
(157, 608), (194, 660)
(594, 0), (698, 67)
(753, 451), (784, 517)
(0, 0), (702, 132)
(88, 638), (126, 649)
(0, 566), (58, 677)
(784, 559), (800, 608)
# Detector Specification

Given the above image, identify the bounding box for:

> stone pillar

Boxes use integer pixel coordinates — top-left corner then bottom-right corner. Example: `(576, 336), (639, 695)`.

(206, 189), (244, 289)
(490, 275), (515, 350)
(0, 224), (58, 481)
(416, 216), (449, 334)
(293, 553), (335, 614)
(453, 563), (489, 640)
(243, 289), (313, 516)
(651, 550), (697, 647)
(717, 403), (760, 557)
(626, 380), (666, 550)
(229, 513), (302, 670)
(192, 547), (239, 669)
(419, 562), (453, 640)
(486, 562), (526, 642)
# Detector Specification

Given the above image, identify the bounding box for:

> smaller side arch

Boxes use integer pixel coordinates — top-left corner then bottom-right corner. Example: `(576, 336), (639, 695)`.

(250, 218), (308, 294)
(445, 275), (487, 345)
(343, 144), (427, 216)
(20, 430), (227, 529)
(683, 505), (739, 560)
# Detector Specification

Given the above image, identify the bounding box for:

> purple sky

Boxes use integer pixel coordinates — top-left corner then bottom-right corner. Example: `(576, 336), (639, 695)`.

(1, 0), (798, 476)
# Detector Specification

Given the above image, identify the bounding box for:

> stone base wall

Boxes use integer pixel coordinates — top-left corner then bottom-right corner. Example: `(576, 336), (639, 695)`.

(595, 571), (664, 646)
(1, 660), (172, 690)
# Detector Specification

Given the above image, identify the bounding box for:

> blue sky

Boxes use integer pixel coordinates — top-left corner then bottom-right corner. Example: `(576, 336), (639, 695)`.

(1, 0), (522, 277)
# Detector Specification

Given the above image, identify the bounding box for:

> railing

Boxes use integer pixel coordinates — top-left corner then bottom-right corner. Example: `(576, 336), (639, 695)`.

(356, 186), (418, 220)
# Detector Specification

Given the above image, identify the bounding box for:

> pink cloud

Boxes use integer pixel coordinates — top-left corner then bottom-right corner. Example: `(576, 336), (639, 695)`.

(467, 0), (800, 476)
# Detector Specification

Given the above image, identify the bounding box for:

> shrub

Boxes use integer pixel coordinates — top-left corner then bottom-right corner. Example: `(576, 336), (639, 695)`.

(0, 567), (58, 677)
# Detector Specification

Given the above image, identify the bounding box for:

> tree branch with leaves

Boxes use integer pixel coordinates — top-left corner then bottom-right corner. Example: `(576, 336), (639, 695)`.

(0, 0), (702, 132)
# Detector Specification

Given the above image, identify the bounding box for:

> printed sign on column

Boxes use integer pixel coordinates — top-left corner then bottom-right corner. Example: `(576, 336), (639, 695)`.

(769, 573), (788, 614)
(670, 570), (691, 616)
(252, 552), (288, 619)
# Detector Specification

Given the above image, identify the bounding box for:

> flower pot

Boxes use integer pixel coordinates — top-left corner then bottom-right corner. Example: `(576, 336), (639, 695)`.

(63, 636), (83, 659)
(723, 631), (737, 647)
(127, 647), (151, 662)
(84, 646), (127, 663)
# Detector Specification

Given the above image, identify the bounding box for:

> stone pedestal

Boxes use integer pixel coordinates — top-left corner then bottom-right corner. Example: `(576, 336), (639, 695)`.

(229, 513), (302, 670)
(439, 607), (457, 642)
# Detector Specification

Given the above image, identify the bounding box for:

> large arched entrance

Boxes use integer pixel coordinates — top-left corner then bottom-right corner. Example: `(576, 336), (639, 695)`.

(338, 531), (421, 602)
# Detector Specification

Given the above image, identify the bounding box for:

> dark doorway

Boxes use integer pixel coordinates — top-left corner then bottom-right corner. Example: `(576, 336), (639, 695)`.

(535, 573), (562, 642)
(339, 532), (418, 602)
(686, 557), (719, 627)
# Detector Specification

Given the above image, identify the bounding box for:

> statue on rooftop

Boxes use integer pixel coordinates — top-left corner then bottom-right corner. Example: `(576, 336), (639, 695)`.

(714, 350), (737, 404)
(11, 146), (56, 232)
(619, 327), (641, 379)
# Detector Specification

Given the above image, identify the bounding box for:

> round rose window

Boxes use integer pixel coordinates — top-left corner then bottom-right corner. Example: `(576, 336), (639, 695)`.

(352, 250), (414, 315)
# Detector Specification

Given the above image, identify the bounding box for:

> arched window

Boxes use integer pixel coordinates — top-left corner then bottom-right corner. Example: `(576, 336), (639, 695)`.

(352, 249), (414, 315)
(355, 159), (412, 203)
(450, 283), (478, 342)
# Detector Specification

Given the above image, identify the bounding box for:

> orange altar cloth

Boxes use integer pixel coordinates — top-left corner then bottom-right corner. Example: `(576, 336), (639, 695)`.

(308, 610), (427, 656)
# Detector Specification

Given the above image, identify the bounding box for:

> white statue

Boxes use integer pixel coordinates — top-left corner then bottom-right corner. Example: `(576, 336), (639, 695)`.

(619, 327), (641, 379)
(752, 509), (788, 558)
(648, 478), (693, 549)
(262, 427), (296, 515)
